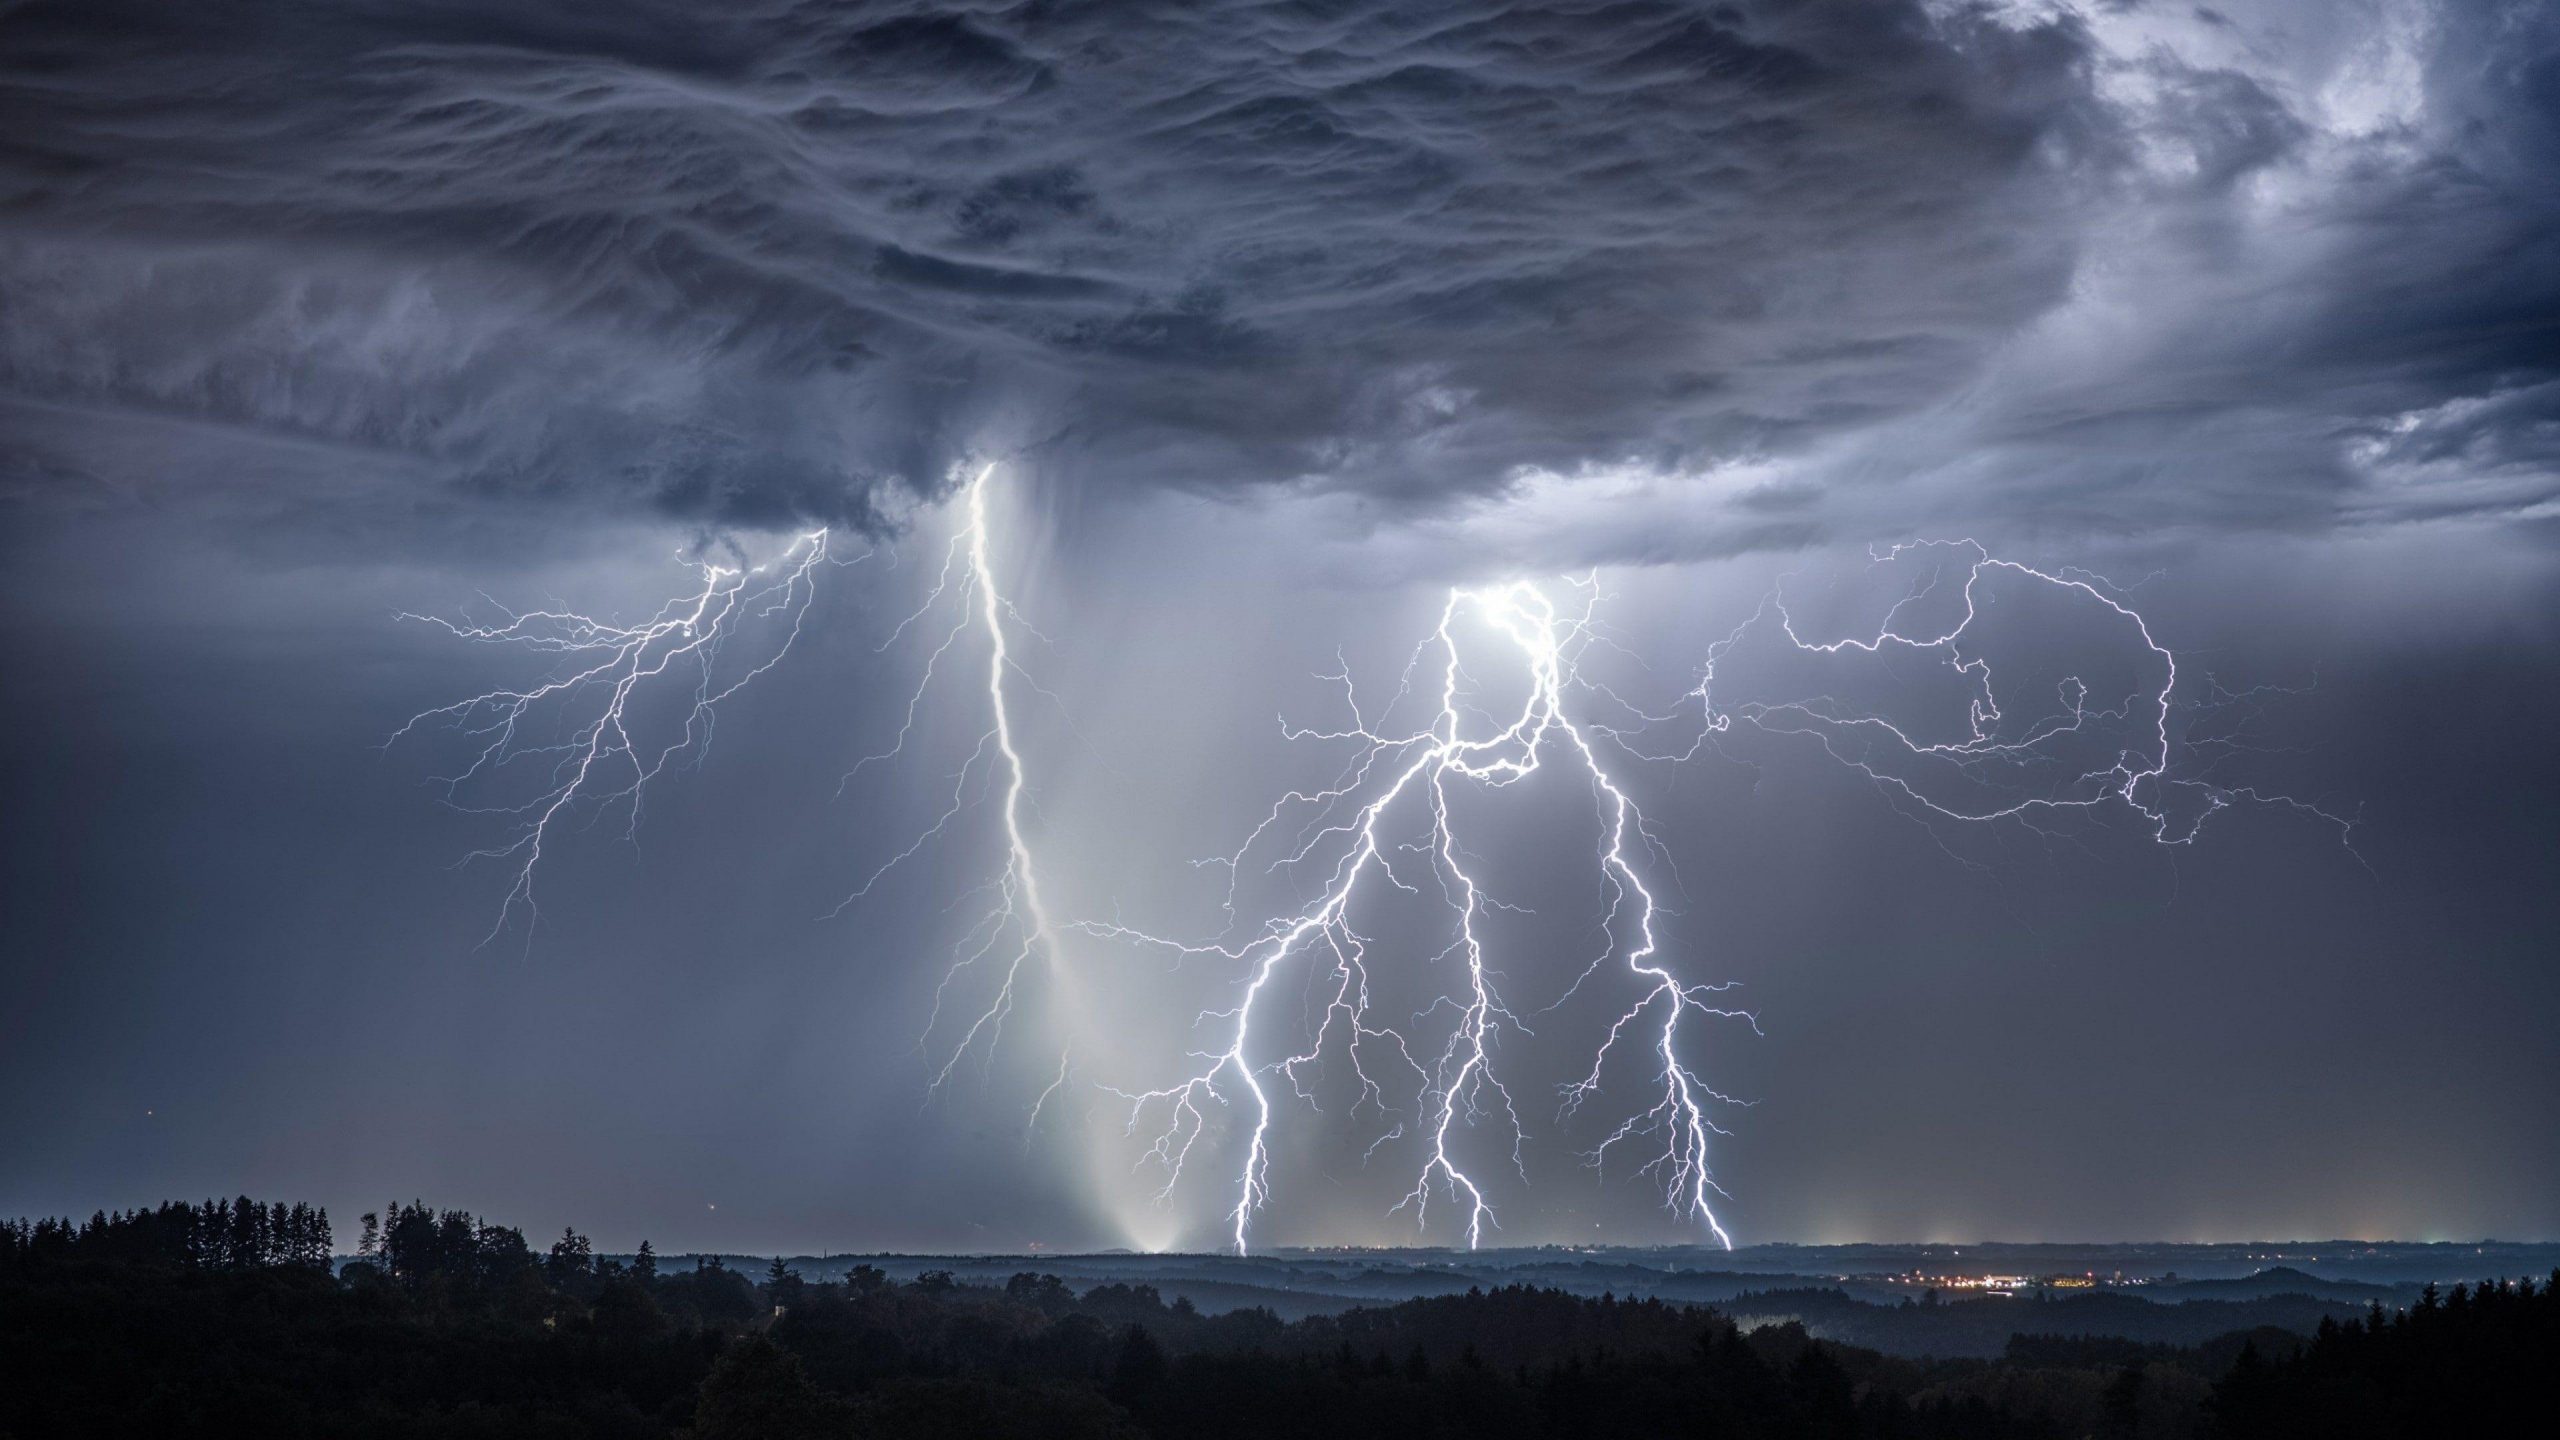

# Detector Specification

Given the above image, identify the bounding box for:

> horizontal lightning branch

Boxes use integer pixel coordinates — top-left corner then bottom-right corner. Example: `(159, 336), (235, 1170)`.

(395, 506), (2351, 1259)
(1671, 540), (2360, 854)
(1077, 541), (2350, 1256)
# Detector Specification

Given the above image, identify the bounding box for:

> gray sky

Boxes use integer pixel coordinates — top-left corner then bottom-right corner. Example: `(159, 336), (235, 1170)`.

(3, 0), (2555, 1253)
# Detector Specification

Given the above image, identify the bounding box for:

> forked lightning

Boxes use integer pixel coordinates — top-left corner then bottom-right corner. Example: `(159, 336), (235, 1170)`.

(1082, 580), (1753, 1253)
(389, 530), (831, 947)
(398, 482), (2349, 1253)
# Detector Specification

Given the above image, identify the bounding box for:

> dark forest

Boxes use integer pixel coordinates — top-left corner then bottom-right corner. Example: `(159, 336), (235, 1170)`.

(7, 1199), (2553, 1439)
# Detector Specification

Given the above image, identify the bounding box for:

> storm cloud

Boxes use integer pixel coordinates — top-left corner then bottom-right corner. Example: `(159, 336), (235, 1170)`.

(3, 2), (2557, 1253)
(5, 0), (2548, 545)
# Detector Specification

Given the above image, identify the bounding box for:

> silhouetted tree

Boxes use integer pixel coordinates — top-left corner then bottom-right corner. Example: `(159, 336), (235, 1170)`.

(767, 1254), (805, 1310)
(2210, 1270), (2559, 1439)
(10, 1192), (2551, 1440)
(694, 1334), (845, 1440)
(2099, 1364), (2144, 1438)
(1107, 1323), (1168, 1408)
(546, 1226), (593, 1286)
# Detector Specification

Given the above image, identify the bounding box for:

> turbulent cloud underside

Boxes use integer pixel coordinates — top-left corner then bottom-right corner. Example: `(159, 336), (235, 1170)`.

(0, 0), (2553, 547)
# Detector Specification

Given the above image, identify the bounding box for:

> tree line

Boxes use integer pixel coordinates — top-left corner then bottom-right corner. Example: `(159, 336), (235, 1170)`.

(5, 1195), (2552, 1438)
(2210, 1274), (2560, 1438)
(2, 1195), (332, 1272)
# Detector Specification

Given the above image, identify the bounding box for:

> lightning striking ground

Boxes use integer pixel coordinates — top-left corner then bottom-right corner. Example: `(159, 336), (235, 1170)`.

(1075, 541), (2348, 1255)
(1083, 579), (1754, 1255)
(397, 499), (2350, 1255)
(390, 530), (831, 947)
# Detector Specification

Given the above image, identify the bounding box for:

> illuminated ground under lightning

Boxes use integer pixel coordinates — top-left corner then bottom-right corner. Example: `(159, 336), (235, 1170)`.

(390, 530), (831, 946)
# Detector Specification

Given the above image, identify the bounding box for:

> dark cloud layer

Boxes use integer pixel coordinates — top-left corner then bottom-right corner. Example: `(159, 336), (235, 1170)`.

(7, 0), (2545, 539)
(3, 1), (2558, 1250)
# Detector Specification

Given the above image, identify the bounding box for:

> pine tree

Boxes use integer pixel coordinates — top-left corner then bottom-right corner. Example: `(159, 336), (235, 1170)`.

(547, 1227), (594, 1286)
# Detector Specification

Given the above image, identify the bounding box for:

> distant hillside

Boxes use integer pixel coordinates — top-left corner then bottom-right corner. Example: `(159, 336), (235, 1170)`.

(1718, 1287), (2368, 1359)
(2151, 1266), (2408, 1307)
(761, 1253), (2386, 1354)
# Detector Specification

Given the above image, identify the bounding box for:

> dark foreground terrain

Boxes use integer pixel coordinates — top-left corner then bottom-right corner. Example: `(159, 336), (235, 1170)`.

(7, 1200), (2554, 1439)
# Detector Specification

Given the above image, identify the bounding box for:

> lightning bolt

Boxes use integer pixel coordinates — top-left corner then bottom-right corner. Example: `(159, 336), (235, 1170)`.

(1677, 540), (2360, 855)
(1078, 540), (2348, 1255)
(388, 530), (832, 947)
(835, 464), (1067, 1095)
(1085, 578), (1752, 1255)
(398, 504), (2350, 1256)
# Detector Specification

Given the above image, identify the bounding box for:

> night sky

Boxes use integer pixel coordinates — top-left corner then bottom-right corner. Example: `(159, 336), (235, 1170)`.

(4, 0), (2556, 1255)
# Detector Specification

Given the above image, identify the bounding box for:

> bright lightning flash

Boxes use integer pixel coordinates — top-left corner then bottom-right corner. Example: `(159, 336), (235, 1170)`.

(390, 530), (832, 946)
(836, 464), (1067, 1095)
(1078, 539), (2349, 1256)
(1083, 579), (1753, 1255)
(397, 499), (2352, 1258)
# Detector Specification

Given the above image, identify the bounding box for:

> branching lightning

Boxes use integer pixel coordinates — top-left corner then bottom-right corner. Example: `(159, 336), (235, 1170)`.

(835, 464), (1066, 1094)
(389, 530), (831, 947)
(1070, 540), (2349, 1255)
(1082, 580), (1754, 1255)
(1668, 540), (2360, 855)
(397, 492), (2351, 1257)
